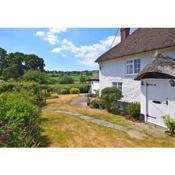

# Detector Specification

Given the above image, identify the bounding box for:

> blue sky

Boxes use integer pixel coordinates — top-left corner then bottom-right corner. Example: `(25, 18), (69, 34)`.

(0, 28), (135, 71)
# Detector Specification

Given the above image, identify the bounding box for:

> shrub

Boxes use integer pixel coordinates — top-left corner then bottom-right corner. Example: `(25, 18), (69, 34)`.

(48, 84), (90, 94)
(127, 102), (140, 119)
(59, 75), (74, 84)
(69, 87), (80, 94)
(161, 114), (175, 135)
(0, 81), (40, 95)
(0, 91), (41, 147)
(101, 87), (123, 113)
(89, 98), (105, 109)
(23, 70), (49, 84)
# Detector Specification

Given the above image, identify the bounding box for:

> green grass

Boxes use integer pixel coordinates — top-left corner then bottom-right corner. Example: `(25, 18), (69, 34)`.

(40, 94), (175, 147)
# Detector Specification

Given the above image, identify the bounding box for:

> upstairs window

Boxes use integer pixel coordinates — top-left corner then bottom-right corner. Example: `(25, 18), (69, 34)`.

(126, 59), (140, 74)
(134, 59), (141, 73)
(126, 60), (133, 74)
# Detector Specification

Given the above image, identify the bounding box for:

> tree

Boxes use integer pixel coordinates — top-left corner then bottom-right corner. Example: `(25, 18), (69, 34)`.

(0, 48), (45, 80)
(2, 64), (22, 80)
(24, 54), (45, 71)
(59, 75), (74, 84)
(23, 70), (49, 84)
(2, 52), (25, 79)
(79, 73), (87, 83)
(0, 48), (7, 75)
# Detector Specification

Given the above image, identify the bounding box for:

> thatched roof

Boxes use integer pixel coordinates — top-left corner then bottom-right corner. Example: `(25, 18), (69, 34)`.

(95, 28), (175, 63)
(90, 73), (99, 81)
(134, 54), (175, 80)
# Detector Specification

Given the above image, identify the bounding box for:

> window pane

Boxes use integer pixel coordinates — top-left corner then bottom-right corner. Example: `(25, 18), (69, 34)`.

(112, 82), (118, 87)
(118, 82), (122, 91)
(126, 60), (133, 74)
(127, 64), (133, 74)
(112, 82), (122, 91)
(134, 59), (140, 73)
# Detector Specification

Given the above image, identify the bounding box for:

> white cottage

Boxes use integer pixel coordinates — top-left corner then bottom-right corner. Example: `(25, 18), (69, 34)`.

(95, 28), (175, 127)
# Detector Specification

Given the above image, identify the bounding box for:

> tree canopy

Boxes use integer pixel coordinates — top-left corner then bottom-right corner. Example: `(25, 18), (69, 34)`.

(0, 47), (45, 80)
(23, 70), (49, 84)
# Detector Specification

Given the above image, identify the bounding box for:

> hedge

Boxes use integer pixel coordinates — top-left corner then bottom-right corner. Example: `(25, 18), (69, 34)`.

(48, 84), (90, 94)
(69, 88), (80, 94)
(127, 102), (140, 119)
(0, 81), (40, 95)
(89, 98), (105, 109)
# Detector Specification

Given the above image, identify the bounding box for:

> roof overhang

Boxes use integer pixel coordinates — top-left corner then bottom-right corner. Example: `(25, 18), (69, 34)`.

(134, 54), (175, 80)
(134, 72), (175, 80)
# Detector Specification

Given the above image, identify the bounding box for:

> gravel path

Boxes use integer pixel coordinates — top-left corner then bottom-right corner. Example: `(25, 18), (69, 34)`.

(70, 96), (87, 106)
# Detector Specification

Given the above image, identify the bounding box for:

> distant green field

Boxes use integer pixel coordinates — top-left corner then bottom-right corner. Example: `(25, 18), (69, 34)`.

(47, 70), (98, 84)
(48, 83), (90, 94)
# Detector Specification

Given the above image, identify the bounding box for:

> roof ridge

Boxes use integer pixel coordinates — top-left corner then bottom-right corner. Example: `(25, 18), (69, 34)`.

(95, 28), (175, 63)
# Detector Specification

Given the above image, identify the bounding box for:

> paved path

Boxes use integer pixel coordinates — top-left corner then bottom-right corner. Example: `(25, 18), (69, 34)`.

(53, 110), (147, 139)
(44, 96), (166, 139)
(70, 97), (166, 139)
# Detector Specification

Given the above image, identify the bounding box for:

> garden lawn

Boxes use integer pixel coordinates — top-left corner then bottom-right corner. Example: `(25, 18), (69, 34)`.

(40, 94), (175, 147)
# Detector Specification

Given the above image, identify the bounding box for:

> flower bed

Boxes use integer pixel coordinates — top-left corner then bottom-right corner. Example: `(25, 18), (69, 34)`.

(0, 91), (41, 147)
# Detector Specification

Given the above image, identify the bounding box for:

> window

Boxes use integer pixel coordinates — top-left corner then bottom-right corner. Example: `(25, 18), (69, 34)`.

(112, 82), (122, 91)
(134, 59), (140, 73)
(126, 59), (141, 74)
(126, 60), (133, 74)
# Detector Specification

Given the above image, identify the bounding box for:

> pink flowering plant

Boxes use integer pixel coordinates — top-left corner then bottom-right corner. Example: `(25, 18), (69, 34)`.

(0, 91), (41, 147)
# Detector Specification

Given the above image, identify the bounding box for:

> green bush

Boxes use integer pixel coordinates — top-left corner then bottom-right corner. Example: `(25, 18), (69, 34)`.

(127, 102), (140, 119)
(89, 98), (105, 109)
(69, 87), (80, 94)
(48, 84), (90, 94)
(101, 87), (123, 113)
(161, 114), (175, 135)
(59, 75), (74, 84)
(0, 81), (40, 95)
(23, 70), (49, 84)
(0, 91), (41, 147)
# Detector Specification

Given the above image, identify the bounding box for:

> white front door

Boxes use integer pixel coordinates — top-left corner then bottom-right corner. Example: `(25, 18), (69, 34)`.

(147, 80), (169, 127)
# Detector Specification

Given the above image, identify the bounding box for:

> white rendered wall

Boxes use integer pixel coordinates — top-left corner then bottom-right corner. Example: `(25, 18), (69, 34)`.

(90, 80), (99, 94)
(99, 47), (175, 103)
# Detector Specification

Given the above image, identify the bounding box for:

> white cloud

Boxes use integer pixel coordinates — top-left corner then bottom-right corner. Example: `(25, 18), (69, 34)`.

(51, 35), (120, 66)
(49, 28), (67, 33)
(35, 31), (45, 37)
(35, 28), (67, 45)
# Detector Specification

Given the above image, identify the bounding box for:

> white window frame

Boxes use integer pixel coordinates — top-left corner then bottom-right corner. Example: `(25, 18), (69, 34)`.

(126, 58), (141, 75)
(112, 82), (123, 91)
